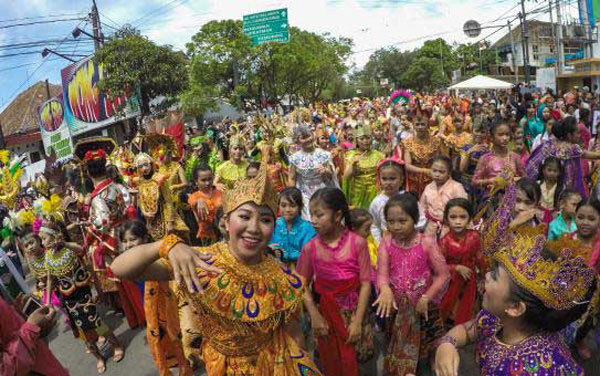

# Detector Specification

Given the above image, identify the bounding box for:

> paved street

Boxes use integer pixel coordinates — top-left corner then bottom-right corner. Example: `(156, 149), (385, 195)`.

(46, 307), (600, 375)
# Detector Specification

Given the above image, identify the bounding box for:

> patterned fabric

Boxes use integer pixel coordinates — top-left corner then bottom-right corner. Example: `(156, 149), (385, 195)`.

(420, 179), (468, 236)
(376, 233), (449, 305)
(215, 160), (249, 190)
(187, 188), (224, 242)
(476, 309), (583, 376)
(343, 149), (385, 209)
(385, 298), (445, 376)
(270, 216), (316, 263)
(174, 242), (321, 376)
(439, 230), (484, 324)
(289, 148), (339, 219)
(144, 280), (191, 376)
(402, 136), (442, 196)
(473, 152), (525, 196)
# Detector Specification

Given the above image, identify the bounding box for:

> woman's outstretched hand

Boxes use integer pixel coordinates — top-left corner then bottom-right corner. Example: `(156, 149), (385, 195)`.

(168, 243), (221, 293)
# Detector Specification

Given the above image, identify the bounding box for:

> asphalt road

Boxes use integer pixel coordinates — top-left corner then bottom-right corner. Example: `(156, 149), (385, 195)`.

(46, 310), (600, 375)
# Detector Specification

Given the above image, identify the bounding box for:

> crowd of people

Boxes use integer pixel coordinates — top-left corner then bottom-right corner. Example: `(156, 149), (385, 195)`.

(1, 85), (600, 376)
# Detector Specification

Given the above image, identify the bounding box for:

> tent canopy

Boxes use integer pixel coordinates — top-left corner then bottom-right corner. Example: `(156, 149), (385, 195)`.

(448, 75), (513, 90)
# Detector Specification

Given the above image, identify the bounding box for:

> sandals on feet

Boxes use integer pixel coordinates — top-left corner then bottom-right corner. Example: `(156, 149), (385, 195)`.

(113, 347), (125, 363)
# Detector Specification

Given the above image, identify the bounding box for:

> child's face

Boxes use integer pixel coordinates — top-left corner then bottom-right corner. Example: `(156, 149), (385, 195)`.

(543, 163), (560, 183)
(356, 219), (372, 239)
(576, 205), (600, 238)
(196, 170), (214, 190)
(309, 201), (341, 236)
(356, 135), (371, 151)
(20, 234), (42, 257)
(122, 230), (143, 251)
(513, 127), (524, 140)
(379, 166), (403, 196)
(431, 161), (450, 186)
(39, 231), (57, 250)
(493, 125), (511, 148)
(561, 194), (581, 218)
(514, 138), (525, 153)
(446, 206), (470, 234)
(373, 128), (383, 140)
(386, 206), (415, 239)
(279, 197), (300, 223)
(514, 188), (537, 215)
(246, 167), (259, 179)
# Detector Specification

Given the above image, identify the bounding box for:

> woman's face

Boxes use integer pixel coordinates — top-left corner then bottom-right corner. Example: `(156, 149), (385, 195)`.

(483, 265), (513, 317)
(230, 145), (245, 162)
(413, 118), (428, 137)
(137, 160), (152, 176)
(298, 132), (315, 150)
(226, 203), (275, 264)
(279, 196), (300, 223)
(514, 188), (536, 216)
(196, 170), (214, 190)
(576, 205), (600, 239)
(527, 106), (536, 116)
(357, 135), (371, 151)
(492, 124), (511, 149)
(122, 230), (144, 251)
(542, 107), (550, 120)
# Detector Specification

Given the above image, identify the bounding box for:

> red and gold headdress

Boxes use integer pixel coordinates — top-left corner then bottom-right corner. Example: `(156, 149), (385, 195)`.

(494, 233), (595, 311)
(223, 163), (278, 215)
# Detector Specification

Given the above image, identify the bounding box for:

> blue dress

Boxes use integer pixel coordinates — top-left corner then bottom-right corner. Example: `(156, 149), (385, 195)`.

(270, 216), (316, 263)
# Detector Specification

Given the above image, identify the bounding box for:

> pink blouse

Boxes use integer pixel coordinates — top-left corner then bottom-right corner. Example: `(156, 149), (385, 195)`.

(376, 233), (449, 305)
(473, 152), (525, 192)
(297, 230), (372, 310)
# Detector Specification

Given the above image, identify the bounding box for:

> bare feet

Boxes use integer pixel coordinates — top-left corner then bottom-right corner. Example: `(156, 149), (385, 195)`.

(97, 358), (106, 374)
(113, 347), (125, 363)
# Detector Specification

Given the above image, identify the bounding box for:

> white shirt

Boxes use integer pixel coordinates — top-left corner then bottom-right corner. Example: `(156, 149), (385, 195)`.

(369, 191), (427, 244)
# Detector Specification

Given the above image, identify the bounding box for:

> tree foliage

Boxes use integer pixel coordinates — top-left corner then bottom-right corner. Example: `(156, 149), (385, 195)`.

(183, 20), (352, 114)
(95, 27), (188, 117)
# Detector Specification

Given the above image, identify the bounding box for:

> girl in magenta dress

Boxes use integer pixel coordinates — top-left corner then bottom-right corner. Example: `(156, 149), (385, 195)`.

(372, 193), (449, 376)
(473, 122), (525, 197)
(296, 188), (373, 376)
(438, 198), (484, 325)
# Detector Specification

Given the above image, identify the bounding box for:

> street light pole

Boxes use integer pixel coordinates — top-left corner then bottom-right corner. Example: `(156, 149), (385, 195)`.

(519, 0), (531, 84)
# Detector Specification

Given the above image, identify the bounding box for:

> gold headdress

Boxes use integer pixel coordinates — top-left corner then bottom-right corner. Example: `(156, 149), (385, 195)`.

(145, 133), (180, 161)
(223, 163), (278, 215)
(494, 233), (595, 311)
(354, 122), (372, 138)
(134, 152), (154, 168)
(228, 124), (245, 149)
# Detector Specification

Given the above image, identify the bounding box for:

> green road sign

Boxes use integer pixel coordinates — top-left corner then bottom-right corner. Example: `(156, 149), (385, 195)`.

(243, 8), (289, 45)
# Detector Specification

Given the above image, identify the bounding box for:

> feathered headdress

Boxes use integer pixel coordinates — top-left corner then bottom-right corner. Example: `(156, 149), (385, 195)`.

(390, 90), (411, 105)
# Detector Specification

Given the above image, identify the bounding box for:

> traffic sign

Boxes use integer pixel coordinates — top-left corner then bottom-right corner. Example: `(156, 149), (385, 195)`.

(243, 8), (289, 45)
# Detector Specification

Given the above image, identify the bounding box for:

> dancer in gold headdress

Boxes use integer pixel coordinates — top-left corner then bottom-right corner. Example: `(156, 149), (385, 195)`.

(111, 164), (322, 376)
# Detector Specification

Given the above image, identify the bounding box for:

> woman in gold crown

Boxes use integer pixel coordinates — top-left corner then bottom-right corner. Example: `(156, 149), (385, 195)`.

(214, 133), (249, 190)
(343, 122), (384, 209)
(434, 231), (595, 376)
(111, 165), (322, 376)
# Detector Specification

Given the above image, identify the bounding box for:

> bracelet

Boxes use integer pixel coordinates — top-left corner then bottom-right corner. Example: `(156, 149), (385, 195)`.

(436, 335), (458, 348)
(159, 234), (184, 259)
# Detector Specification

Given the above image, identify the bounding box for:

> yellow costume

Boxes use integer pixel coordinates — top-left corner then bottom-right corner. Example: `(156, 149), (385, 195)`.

(215, 160), (249, 190)
(176, 242), (320, 376)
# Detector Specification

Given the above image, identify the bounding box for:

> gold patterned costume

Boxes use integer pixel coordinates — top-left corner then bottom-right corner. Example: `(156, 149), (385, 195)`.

(402, 136), (442, 196)
(176, 242), (321, 376)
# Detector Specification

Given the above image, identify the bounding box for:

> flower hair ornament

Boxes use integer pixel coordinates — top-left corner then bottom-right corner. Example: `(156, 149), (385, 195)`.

(84, 149), (107, 161)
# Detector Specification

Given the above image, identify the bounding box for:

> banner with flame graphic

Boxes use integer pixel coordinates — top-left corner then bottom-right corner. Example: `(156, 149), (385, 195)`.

(61, 56), (140, 136)
(36, 95), (74, 162)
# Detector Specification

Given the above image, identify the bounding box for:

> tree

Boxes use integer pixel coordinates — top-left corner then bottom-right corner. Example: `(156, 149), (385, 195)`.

(183, 20), (352, 113)
(356, 47), (417, 91)
(95, 27), (189, 118)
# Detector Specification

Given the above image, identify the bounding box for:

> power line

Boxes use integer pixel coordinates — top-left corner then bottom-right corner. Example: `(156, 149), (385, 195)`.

(131, 0), (191, 27)
(0, 17), (86, 30)
(0, 58), (61, 74)
(99, 12), (121, 29)
(0, 13), (82, 23)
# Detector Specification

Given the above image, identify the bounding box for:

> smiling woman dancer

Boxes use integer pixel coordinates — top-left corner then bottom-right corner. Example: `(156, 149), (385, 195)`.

(110, 165), (322, 376)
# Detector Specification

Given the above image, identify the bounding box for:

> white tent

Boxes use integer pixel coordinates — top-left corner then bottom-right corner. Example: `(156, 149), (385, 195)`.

(448, 75), (513, 91)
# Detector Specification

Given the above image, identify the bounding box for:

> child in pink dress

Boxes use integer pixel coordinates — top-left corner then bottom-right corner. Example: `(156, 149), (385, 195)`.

(373, 193), (450, 376)
(297, 187), (373, 376)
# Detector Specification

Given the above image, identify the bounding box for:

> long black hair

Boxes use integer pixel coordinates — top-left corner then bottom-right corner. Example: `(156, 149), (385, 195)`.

(537, 157), (564, 209)
(384, 193), (420, 224)
(309, 188), (352, 230)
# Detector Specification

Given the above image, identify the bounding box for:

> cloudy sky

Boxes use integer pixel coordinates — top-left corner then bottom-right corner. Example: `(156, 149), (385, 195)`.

(0, 0), (578, 111)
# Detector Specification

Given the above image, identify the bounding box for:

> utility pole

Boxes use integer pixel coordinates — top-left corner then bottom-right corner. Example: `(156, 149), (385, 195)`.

(519, 0), (531, 84)
(556, 0), (564, 74)
(508, 20), (518, 83)
(549, 0), (557, 77)
(91, 0), (103, 52)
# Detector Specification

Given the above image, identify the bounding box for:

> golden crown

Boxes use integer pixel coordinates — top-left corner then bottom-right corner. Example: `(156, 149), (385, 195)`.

(494, 233), (595, 311)
(223, 163), (278, 215)
(354, 122), (372, 138)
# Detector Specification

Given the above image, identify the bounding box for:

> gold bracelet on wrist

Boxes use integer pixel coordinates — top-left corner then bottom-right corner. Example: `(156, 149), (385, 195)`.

(159, 234), (184, 259)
